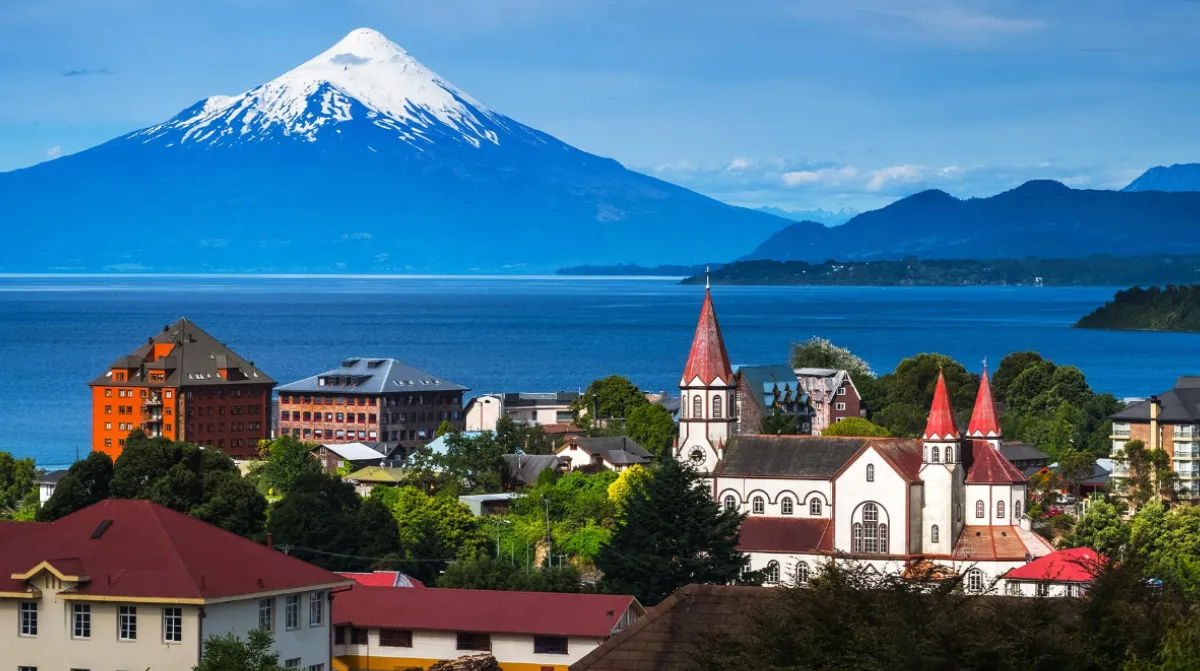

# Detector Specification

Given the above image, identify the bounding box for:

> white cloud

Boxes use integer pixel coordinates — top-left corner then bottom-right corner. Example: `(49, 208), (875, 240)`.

(46, 145), (62, 160)
(341, 232), (373, 241)
(782, 166), (857, 186)
(866, 164), (926, 191)
(726, 157), (753, 171)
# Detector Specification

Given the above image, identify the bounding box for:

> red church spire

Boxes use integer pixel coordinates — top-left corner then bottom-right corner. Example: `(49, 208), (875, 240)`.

(682, 288), (733, 385)
(923, 369), (959, 440)
(968, 364), (1001, 438)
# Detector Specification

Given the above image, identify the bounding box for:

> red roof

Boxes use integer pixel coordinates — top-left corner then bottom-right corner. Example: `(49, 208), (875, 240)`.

(966, 440), (1027, 484)
(952, 525), (1050, 561)
(737, 517), (834, 554)
(682, 289), (733, 386)
(923, 370), (959, 440)
(1004, 547), (1103, 582)
(337, 571), (424, 588)
(333, 585), (642, 637)
(967, 368), (1001, 437)
(871, 439), (924, 483)
(0, 499), (349, 601)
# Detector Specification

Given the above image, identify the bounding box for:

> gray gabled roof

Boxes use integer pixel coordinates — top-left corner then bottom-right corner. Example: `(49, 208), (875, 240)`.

(278, 358), (467, 395)
(1000, 442), (1048, 462)
(1112, 380), (1200, 423)
(34, 469), (69, 485)
(89, 318), (274, 387)
(735, 364), (805, 412)
(715, 436), (869, 478)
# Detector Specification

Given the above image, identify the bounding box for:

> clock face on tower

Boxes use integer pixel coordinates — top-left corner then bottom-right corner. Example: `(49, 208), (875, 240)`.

(689, 447), (707, 465)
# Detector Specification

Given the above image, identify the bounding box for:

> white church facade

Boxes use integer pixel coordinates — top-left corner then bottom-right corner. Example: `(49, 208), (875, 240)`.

(675, 287), (1053, 592)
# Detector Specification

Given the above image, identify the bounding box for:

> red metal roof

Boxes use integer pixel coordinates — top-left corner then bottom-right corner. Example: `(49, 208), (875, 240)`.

(0, 499), (349, 601)
(337, 571), (424, 588)
(967, 368), (1001, 437)
(871, 439), (924, 483)
(922, 370), (959, 440)
(966, 440), (1027, 483)
(333, 585), (642, 637)
(682, 289), (733, 386)
(737, 517), (834, 554)
(1004, 547), (1103, 582)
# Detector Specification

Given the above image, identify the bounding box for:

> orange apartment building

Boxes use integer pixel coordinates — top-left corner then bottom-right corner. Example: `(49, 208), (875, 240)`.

(89, 318), (276, 460)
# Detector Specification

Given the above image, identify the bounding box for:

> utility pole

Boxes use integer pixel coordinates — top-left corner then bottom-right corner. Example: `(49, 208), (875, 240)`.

(543, 496), (552, 567)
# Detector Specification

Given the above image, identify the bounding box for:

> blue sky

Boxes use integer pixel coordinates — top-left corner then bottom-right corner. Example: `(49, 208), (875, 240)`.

(2, 0), (1198, 211)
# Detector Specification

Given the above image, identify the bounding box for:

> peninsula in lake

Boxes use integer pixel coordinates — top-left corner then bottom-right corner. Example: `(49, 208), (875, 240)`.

(1076, 285), (1200, 332)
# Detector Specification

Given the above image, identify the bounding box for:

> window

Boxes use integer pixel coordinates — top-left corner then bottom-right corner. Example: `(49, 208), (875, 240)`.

(457, 632), (492, 651)
(752, 496), (765, 514)
(1037, 583), (1050, 597)
(765, 561), (780, 584)
(931, 525), (940, 543)
(258, 598), (273, 631)
(997, 500), (1006, 519)
(534, 635), (569, 654)
(1007, 581), (1022, 596)
(351, 627), (368, 645)
(308, 665), (325, 671)
(723, 495), (736, 512)
(1014, 500), (1023, 518)
(285, 595), (300, 630)
(879, 523), (888, 553)
(931, 445), (940, 462)
(810, 498), (822, 516)
(712, 395), (723, 419)
(1068, 584), (1082, 598)
(379, 628), (413, 647)
(866, 464), (875, 482)
(692, 395), (702, 418)
(945, 446), (953, 462)
(163, 607), (183, 642)
(119, 605), (137, 641)
(835, 402), (846, 411)
(976, 500), (985, 518)
(18, 667), (37, 671)
(966, 569), (985, 593)
(19, 601), (37, 636)
(853, 523), (863, 553)
(837, 386), (847, 396)
(781, 497), (794, 515)
(795, 561), (810, 585)
(284, 660), (301, 669)
(309, 592), (324, 626)
(72, 603), (91, 639)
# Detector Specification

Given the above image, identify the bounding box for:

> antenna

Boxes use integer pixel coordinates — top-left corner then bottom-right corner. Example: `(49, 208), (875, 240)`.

(705, 265), (710, 289)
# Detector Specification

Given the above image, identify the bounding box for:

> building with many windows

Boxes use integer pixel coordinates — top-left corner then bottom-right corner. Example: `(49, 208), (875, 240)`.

(675, 287), (1053, 591)
(277, 358), (468, 452)
(1110, 377), (1200, 503)
(88, 318), (275, 460)
(463, 391), (581, 432)
(733, 364), (814, 435)
(0, 499), (351, 671)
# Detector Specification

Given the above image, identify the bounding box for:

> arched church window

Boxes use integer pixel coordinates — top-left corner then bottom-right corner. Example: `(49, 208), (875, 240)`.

(853, 523), (863, 553)
(781, 497), (794, 515)
(966, 568), (984, 594)
(863, 502), (879, 523)
(1014, 499), (1022, 518)
(809, 498), (822, 516)
(866, 464), (875, 482)
(997, 500), (1006, 519)
(975, 500), (985, 518)
(693, 395), (703, 418)
(795, 561), (810, 585)
(931, 524), (940, 543)
(931, 445), (940, 463)
(945, 446), (953, 462)
(752, 496), (765, 514)
(724, 495), (736, 512)
(712, 395), (723, 419)
(765, 561), (780, 584)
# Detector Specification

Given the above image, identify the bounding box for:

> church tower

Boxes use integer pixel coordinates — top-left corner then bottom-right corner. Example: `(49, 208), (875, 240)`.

(677, 283), (736, 473)
(967, 365), (1003, 448)
(919, 370), (966, 554)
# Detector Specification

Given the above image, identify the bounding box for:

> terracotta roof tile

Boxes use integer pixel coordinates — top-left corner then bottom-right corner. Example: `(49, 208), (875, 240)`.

(681, 289), (733, 385)
(952, 526), (1039, 561)
(737, 517), (833, 553)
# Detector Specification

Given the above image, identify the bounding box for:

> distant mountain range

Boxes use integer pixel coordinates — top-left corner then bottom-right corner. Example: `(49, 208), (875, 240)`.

(745, 180), (1200, 263)
(0, 28), (787, 274)
(753, 206), (858, 225)
(1123, 163), (1200, 193)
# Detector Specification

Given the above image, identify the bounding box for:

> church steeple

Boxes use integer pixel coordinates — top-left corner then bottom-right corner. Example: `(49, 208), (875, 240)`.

(968, 365), (1001, 439)
(681, 287), (733, 386)
(923, 370), (959, 441)
(677, 286), (736, 472)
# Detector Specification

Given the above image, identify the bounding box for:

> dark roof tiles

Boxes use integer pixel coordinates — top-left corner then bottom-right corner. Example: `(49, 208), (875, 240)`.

(715, 435), (867, 478)
(90, 318), (274, 387)
(737, 517), (833, 553)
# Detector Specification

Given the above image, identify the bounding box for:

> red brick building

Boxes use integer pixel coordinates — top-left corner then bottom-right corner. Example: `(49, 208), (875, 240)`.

(794, 367), (864, 435)
(89, 319), (275, 460)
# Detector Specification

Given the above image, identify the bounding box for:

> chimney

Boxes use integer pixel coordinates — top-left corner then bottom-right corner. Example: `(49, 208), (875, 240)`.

(1149, 395), (1162, 451)
(266, 532), (274, 550)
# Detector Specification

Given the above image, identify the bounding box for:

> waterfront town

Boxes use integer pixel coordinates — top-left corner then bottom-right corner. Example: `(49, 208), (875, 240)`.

(3, 286), (1199, 671)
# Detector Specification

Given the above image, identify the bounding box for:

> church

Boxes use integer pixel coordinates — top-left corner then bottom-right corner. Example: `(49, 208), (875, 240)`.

(675, 286), (1054, 591)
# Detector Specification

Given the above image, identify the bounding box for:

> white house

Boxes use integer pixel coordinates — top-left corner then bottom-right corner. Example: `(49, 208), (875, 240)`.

(676, 287), (1053, 591)
(554, 436), (652, 472)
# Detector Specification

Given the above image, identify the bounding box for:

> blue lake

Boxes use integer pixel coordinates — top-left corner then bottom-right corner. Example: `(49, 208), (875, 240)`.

(1, 276), (1196, 467)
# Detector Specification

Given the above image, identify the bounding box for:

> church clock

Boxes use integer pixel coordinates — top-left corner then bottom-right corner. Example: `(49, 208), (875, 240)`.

(689, 447), (707, 465)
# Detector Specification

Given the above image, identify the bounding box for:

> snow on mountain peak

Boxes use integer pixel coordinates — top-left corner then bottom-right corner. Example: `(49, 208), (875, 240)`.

(133, 28), (503, 149)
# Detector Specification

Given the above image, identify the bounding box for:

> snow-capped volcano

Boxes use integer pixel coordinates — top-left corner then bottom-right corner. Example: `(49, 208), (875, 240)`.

(0, 29), (788, 273)
(134, 28), (514, 150)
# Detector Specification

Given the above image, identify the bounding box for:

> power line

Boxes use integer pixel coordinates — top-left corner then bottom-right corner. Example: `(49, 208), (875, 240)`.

(275, 544), (456, 564)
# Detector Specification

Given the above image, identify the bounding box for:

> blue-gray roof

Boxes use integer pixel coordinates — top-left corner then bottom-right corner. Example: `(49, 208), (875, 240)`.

(277, 357), (468, 394)
(736, 364), (805, 411)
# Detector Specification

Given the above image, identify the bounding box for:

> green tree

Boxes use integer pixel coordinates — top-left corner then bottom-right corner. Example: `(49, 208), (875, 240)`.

(493, 415), (555, 455)
(257, 435), (322, 497)
(789, 336), (873, 379)
(1058, 449), (1098, 499)
(992, 351), (1044, 403)
(1129, 504), (1200, 597)
(149, 462), (204, 512)
(505, 470), (620, 565)
(870, 403), (930, 439)
(193, 472), (268, 538)
(435, 419), (458, 438)
(0, 451), (38, 519)
(355, 498), (402, 568)
(436, 431), (509, 494)
(1005, 361), (1057, 414)
(625, 403), (676, 458)
(37, 451), (113, 521)
(572, 375), (648, 430)
(373, 486), (486, 582)
(760, 412), (802, 435)
(608, 464), (651, 515)
(194, 628), (285, 671)
(873, 354), (978, 437)
(436, 555), (583, 593)
(266, 473), (360, 571)
(597, 459), (749, 605)
(1070, 499), (1128, 557)
(821, 417), (892, 437)
(110, 434), (237, 502)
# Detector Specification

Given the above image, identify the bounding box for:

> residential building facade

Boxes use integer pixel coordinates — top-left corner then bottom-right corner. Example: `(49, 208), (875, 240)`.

(0, 499), (350, 671)
(1110, 377), (1200, 502)
(555, 436), (652, 472)
(310, 442), (391, 474)
(88, 318), (275, 460)
(733, 364), (814, 435)
(278, 358), (467, 452)
(332, 585), (643, 671)
(794, 367), (864, 435)
(1000, 547), (1102, 597)
(464, 392), (580, 432)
